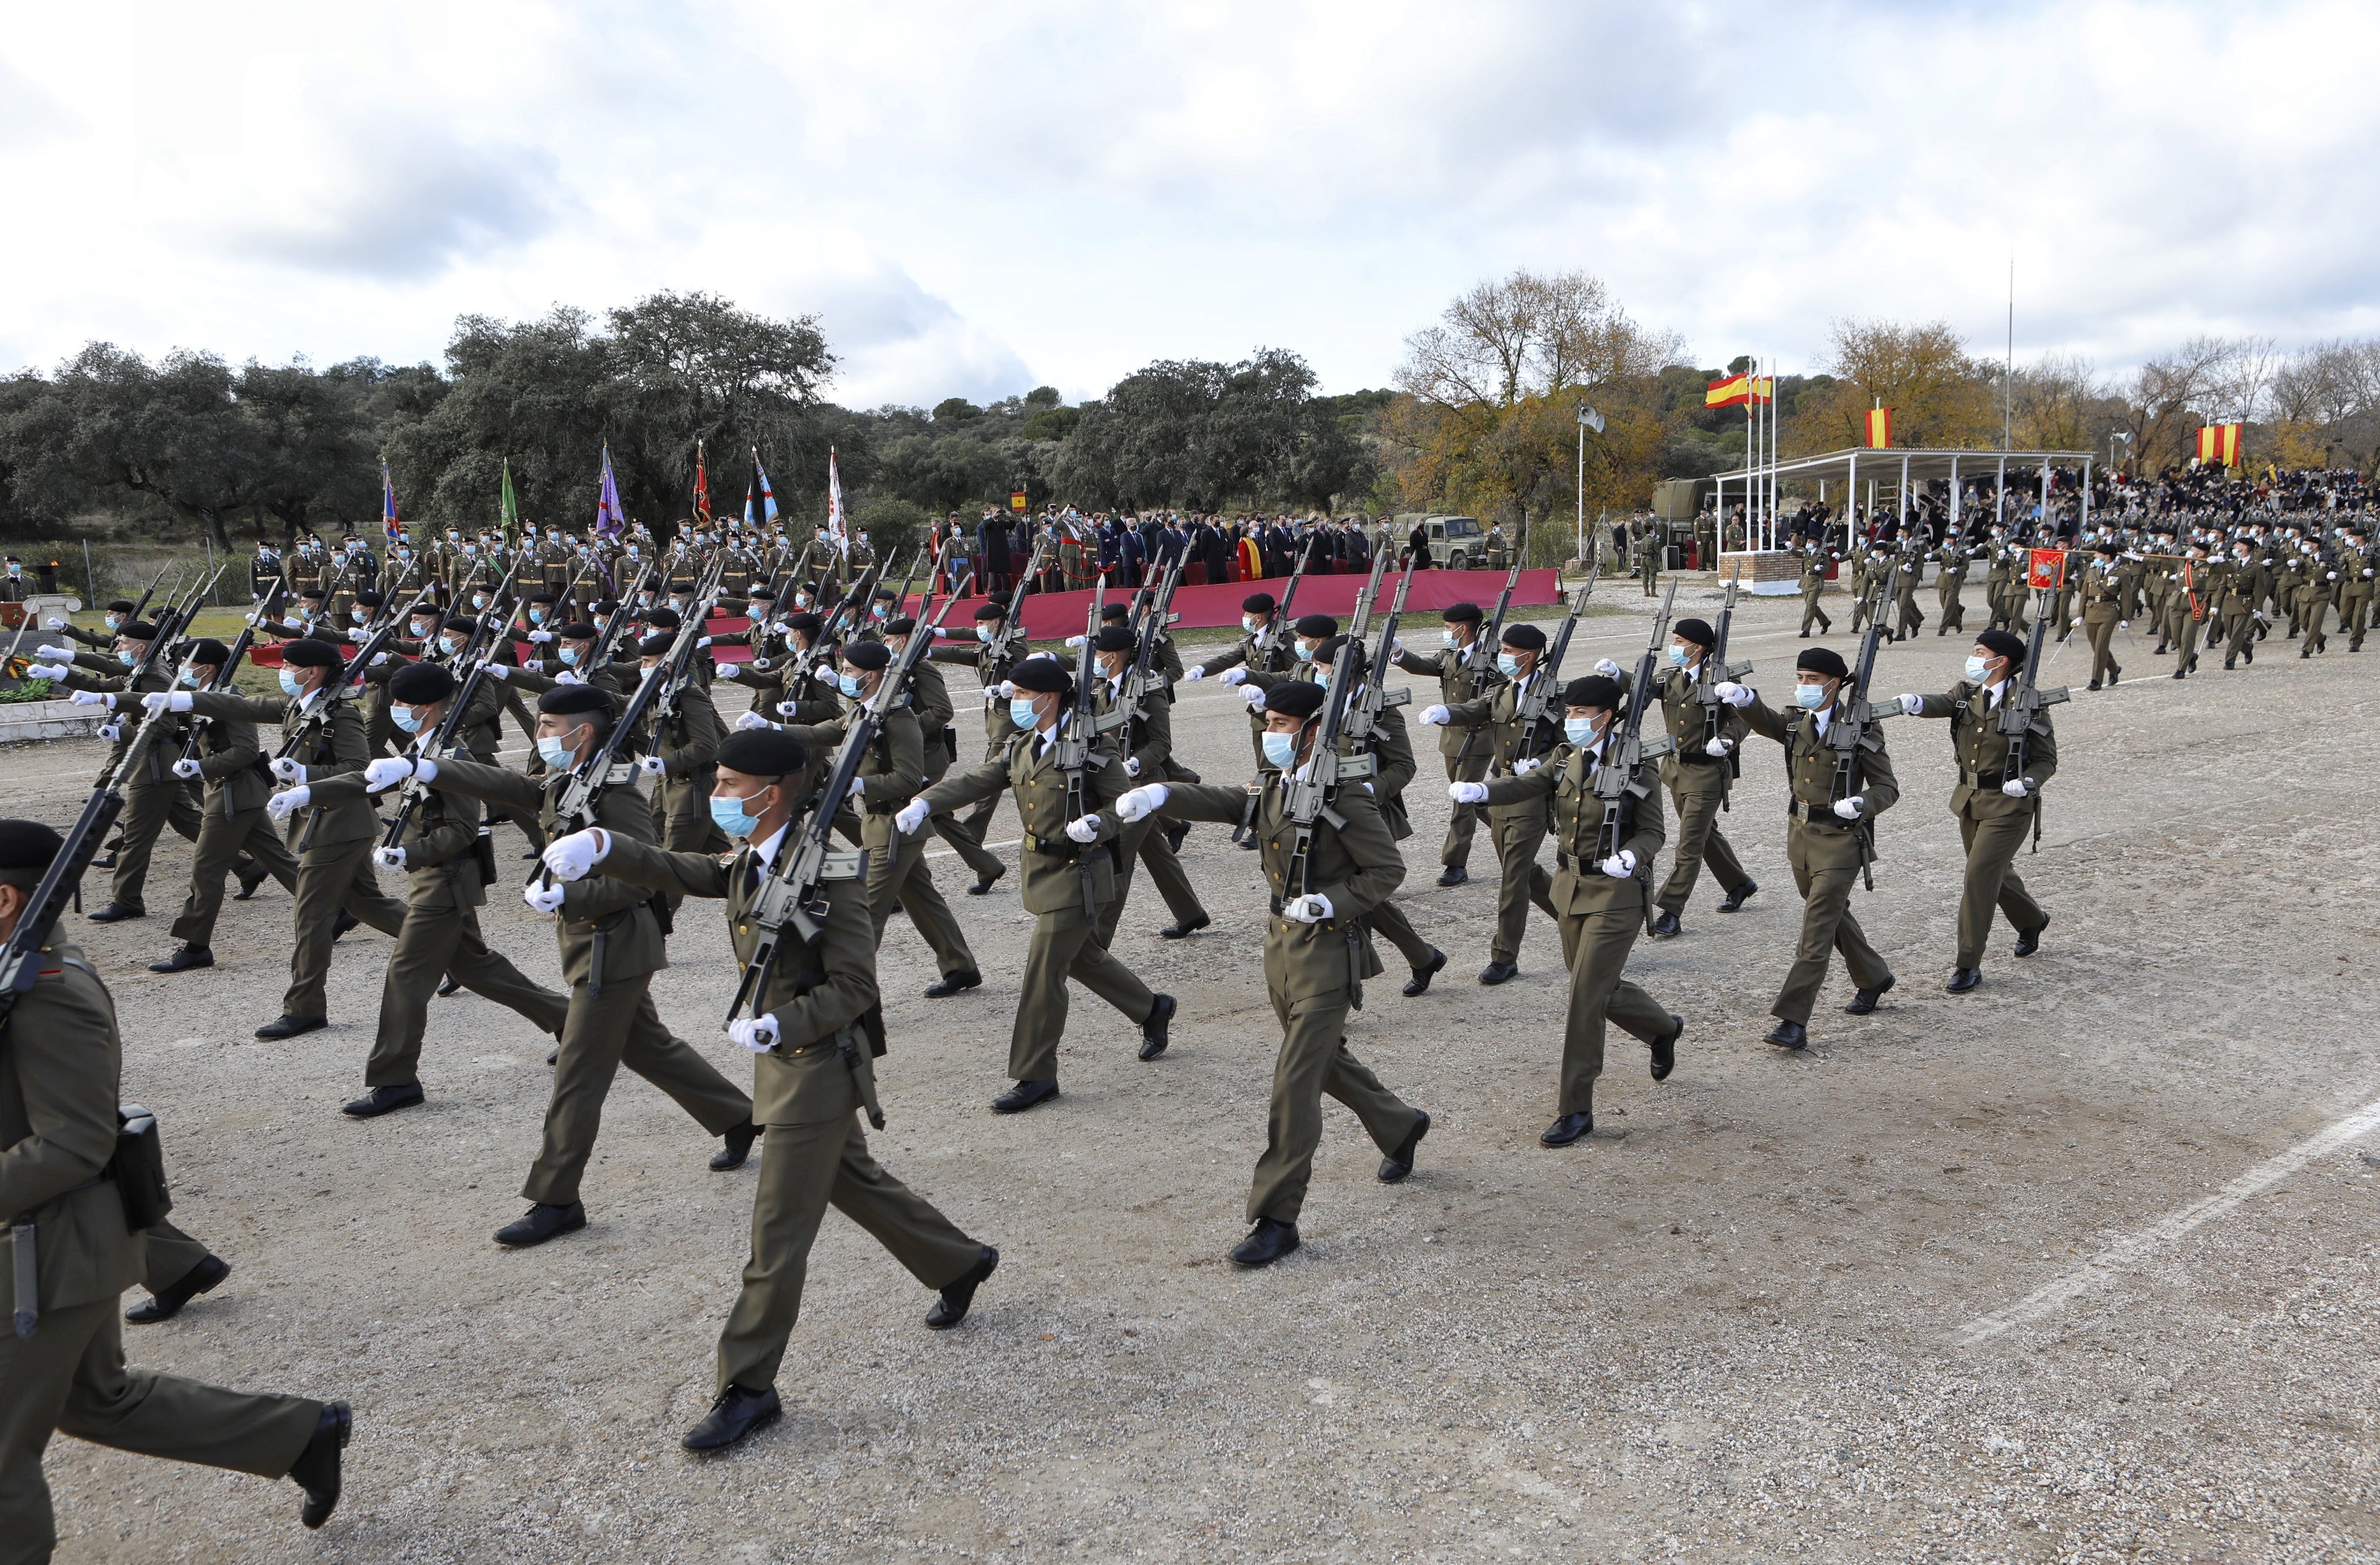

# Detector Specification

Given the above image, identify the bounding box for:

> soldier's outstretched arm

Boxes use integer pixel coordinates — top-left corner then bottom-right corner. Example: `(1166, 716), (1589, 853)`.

(415, 754), (545, 811)
(586, 832), (734, 902)
(1478, 768), (1556, 809)
(1150, 781), (1256, 825)
(917, 754), (1012, 815)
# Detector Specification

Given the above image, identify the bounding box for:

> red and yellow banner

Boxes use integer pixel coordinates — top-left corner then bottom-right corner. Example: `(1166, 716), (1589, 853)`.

(2196, 423), (2242, 467)
(2027, 548), (2065, 590)
(1706, 373), (1750, 408)
(1865, 407), (1894, 448)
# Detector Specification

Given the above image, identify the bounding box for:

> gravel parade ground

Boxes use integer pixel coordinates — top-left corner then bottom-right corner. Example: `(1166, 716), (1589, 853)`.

(13, 588), (2378, 1564)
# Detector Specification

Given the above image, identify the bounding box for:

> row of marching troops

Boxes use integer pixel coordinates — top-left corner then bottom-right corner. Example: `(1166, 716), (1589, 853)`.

(3, 507), (2123, 1544)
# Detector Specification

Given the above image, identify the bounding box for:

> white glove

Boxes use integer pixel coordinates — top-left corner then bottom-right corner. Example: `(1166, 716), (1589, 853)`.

(1117, 784), (1169, 822)
(139, 692), (171, 713)
(1282, 893), (1333, 922)
(526, 629), (555, 643)
(1594, 658), (1621, 676)
(68, 688), (108, 706)
(482, 663), (510, 681)
(727, 1014), (778, 1053)
(1064, 633), (1087, 648)
(1832, 796), (1864, 820)
(1242, 685), (1268, 711)
(361, 756), (430, 792)
(1714, 682), (1755, 707)
(1419, 704), (1451, 725)
(523, 659), (546, 673)
(1123, 756), (1141, 777)
(1512, 756), (1542, 774)
(541, 828), (610, 881)
(1219, 667), (1249, 686)
(171, 758), (201, 780)
(26, 662), (69, 680)
(271, 757), (307, 782)
(43, 615), (65, 629)
(1898, 693), (1924, 715)
(734, 709), (774, 731)
(1449, 781), (1489, 804)
(372, 846), (407, 870)
(1703, 737), (1732, 756)
(95, 721), (120, 741)
(370, 652), (389, 667)
(554, 670), (583, 685)
(696, 636), (712, 649)
(1391, 636), (1406, 658)
(2001, 778), (2030, 798)
(265, 785), (311, 820)
(523, 882), (568, 914)
(1065, 813), (1102, 844)
(639, 755), (666, 777)
(775, 699), (803, 717)
(894, 798), (931, 835)
(35, 644), (72, 661)
(2118, 620), (2128, 629)
(2327, 571), (2338, 580)
(1185, 666), (1205, 681)
(1600, 849), (1637, 879)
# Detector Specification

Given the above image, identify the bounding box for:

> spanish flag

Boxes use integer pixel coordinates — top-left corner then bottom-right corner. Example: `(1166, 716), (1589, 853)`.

(1865, 408), (1894, 449)
(1706, 373), (1751, 408)
(1748, 376), (1776, 405)
(2196, 423), (2242, 467)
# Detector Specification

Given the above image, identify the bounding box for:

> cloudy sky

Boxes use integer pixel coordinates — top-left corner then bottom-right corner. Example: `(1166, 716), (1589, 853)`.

(1, 1), (2371, 408)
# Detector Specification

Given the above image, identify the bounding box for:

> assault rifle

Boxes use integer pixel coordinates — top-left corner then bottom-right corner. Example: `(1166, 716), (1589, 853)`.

(1054, 581), (1109, 918)
(1998, 585), (2069, 855)
(0, 777), (123, 1026)
(580, 560), (658, 679)
(1448, 557), (1525, 776)
(1276, 619), (1375, 1003)
(648, 558), (729, 736)
(378, 554), (530, 853)
(172, 576), (286, 770)
(1695, 563), (1754, 808)
(1119, 562), (1182, 717)
(1595, 576), (1678, 932)
(1510, 552), (1602, 763)
(1829, 574), (1900, 890)
(1250, 543), (1309, 664)
(985, 530), (1053, 666)
(94, 571), (217, 791)
(1341, 558), (1415, 748)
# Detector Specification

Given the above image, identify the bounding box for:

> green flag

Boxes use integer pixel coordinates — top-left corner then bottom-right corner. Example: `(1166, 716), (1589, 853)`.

(500, 459), (519, 544)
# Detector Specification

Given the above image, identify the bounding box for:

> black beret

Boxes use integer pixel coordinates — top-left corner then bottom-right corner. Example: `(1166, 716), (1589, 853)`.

(118, 620), (160, 641)
(1260, 681), (1325, 720)
(592, 598), (621, 615)
(1008, 658), (1073, 696)
(972, 601), (1006, 621)
(1442, 601), (1482, 623)
(1099, 604), (1130, 622)
(1093, 625), (1137, 652)
(637, 633), (674, 656)
(556, 622), (599, 640)
(1241, 592), (1276, 614)
(883, 616), (916, 636)
(298, 588), (326, 600)
(389, 662), (456, 703)
(441, 617), (477, 634)
(1293, 614), (1338, 638)
(1500, 622), (1547, 651)
(1975, 629), (2027, 663)
(355, 590), (385, 607)
(1796, 647), (1850, 679)
(0, 818), (65, 872)
(537, 685), (614, 717)
(1673, 617), (1715, 648)
(786, 612), (823, 634)
(528, 591), (558, 603)
(644, 607), (682, 630)
(105, 599), (134, 613)
(716, 729), (808, 778)
(186, 638), (230, 666)
(842, 641), (892, 671)
(282, 638), (343, 668)
(1563, 674), (1622, 709)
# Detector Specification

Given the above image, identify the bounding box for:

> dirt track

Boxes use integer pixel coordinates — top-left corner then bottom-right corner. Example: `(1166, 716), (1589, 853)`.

(16, 588), (2380, 1564)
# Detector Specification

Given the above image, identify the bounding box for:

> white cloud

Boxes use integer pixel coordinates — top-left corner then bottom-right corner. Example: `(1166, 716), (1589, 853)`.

(0, 0), (2374, 401)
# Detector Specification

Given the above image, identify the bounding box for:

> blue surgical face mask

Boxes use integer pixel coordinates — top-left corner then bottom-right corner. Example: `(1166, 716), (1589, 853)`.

(1440, 629), (1460, 649)
(392, 707), (423, 733)
(837, 673), (864, 698)
(558, 647), (580, 667)
(105, 615), (124, 632)
(1260, 730), (1297, 769)
(976, 625), (995, 643)
(1496, 652), (1522, 678)
(180, 668), (202, 688)
(1964, 656), (1992, 683)
(536, 735), (576, 769)
(1009, 697), (1040, 729)
(1667, 645), (1690, 667)
(1794, 682), (1828, 711)
(278, 669), (303, 697)
(528, 608), (546, 625)
(709, 791), (765, 839)
(117, 650), (136, 667)
(1293, 641), (1316, 662)
(1564, 716), (1596, 747)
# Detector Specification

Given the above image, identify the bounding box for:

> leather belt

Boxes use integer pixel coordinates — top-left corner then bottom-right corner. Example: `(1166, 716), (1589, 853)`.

(1960, 770), (2007, 789)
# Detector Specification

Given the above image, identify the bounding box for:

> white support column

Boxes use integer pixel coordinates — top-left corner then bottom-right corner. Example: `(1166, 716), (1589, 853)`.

(1846, 451), (1858, 540)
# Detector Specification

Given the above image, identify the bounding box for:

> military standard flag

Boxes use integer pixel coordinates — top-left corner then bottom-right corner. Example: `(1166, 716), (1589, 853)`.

(1865, 408), (1894, 448)
(593, 444), (628, 538)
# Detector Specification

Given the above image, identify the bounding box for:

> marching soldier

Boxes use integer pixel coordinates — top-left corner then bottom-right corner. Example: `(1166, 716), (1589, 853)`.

(2299, 541), (2338, 657)
(1451, 674), (1682, 1144)
(288, 661), (570, 1118)
(1391, 601), (1492, 885)
(1794, 541), (1836, 637)
(2216, 539), (2261, 670)
(1890, 540), (1926, 641)
(2164, 541), (2209, 678)
(1116, 681), (1430, 1266)
(1083, 625), (1213, 943)
(1713, 646), (1901, 1050)
(1894, 628), (2056, 992)
(1418, 621), (1562, 984)
(2078, 541), (2126, 690)
(1933, 531), (1973, 635)
(1186, 590), (1297, 778)
(534, 722), (999, 1451)
(924, 596), (1031, 893)
(2340, 523), (2375, 649)
(356, 684), (759, 1246)
(0, 820), (352, 1553)
(887, 614), (1010, 896)
(897, 657), (1174, 1114)
(1613, 616), (1756, 937)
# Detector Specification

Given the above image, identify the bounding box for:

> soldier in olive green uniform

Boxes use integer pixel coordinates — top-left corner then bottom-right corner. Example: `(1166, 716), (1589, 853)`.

(159, 638), (409, 1038)
(366, 683), (757, 1247)
(1894, 628), (2057, 992)
(924, 597), (1033, 892)
(1391, 601), (1492, 884)
(629, 630), (729, 858)
(0, 821), (350, 1556)
(2161, 543), (2209, 678)
(902, 657), (1174, 1114)
(2215, 542), (2261, 669)
(1119, 681), (1428, 1267)
(1933, 533), (1975, 634)
(1613, 617), (1756, 936)
(2338, 525), (2375, 649)
(1083, 626), (1212, 944)
(1718, 645), (1900, 1050)
(884, 612), (1008, 891)
(1418, 621), (1562, 984)
(1889, 541), (1927, 641)
(2078, 542), (2127, 689)
(536, 731), (994, 1454)
(1185, 590), (1296, 775)
(1458, 676), (1682, 1145)
(293, 661), (570, 1118)
(1794, 544), (1836, 637)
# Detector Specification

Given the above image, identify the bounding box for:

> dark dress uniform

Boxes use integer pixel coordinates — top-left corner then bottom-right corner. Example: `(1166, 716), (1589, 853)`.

(54, 657), (215, 918)
(927, 629), (1032, 873)
(1432, 669), (1563, 972)
(1628, 661), (1752, 922)
(1392, 633), (1493, 874)
(1087, 669), (1209, 943)
(1902, 678), (2057, 975)
(160, 693), (301, 951)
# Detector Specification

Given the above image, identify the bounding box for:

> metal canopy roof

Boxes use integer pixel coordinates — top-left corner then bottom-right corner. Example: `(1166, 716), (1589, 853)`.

(1711, 446), (2098, 488)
